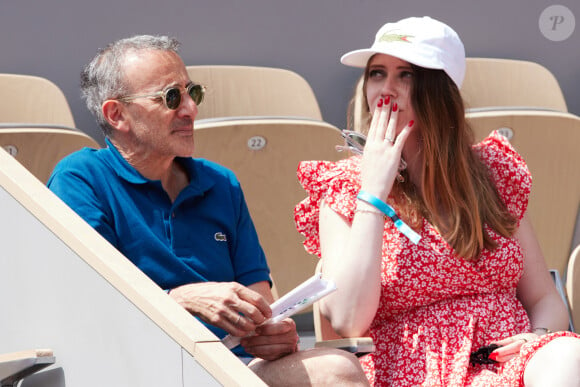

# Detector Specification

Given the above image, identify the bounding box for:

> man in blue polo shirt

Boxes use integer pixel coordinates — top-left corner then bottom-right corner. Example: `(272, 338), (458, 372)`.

(48, 35), (368, 386)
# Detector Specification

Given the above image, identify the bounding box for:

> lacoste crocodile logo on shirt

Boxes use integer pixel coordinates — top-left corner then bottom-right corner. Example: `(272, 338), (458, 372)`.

(214, 232), (227, 242)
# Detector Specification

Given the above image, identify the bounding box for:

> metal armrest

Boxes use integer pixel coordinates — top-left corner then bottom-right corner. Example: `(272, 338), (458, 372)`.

(314, 337), (375, 356)
(0, 349), (55, 387)
(550, 269), (575, 332)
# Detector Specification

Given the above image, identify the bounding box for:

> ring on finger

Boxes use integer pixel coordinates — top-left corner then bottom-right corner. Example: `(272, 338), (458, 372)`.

(235, 314), (241, 325)
(386, 136), (395, 143)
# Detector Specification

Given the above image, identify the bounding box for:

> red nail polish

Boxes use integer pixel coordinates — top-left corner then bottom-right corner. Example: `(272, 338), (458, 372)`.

(384, 96), (390, 104)
(488, 352), (498, 361)
(377, 98), (383, 108)
(409, 120), (414, 127)
(393, 103), (398, 112)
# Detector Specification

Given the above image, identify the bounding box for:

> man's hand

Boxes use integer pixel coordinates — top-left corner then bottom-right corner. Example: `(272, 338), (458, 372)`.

(241, 318), (299, 361)
(168, 281), (272, 337)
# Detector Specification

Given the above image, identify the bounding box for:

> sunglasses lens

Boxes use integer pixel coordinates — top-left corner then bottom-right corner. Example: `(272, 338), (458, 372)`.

(339, 131), (366, 155)
(348, 134), (366, 147)
(164, 88), (182, 109)
(344, 132), (366, 148)
(187, 84), (204, 105)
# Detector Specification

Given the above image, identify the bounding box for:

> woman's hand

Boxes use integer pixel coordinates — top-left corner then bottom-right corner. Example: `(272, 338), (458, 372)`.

(489, 332), (539, 362)
(360, 96), (414, 201)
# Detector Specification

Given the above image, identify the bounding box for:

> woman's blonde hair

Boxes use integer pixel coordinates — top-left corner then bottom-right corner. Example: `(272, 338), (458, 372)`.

(347, 64), (518, 259)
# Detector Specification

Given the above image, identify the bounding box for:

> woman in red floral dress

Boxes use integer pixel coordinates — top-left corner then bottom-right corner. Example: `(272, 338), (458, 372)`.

(294, 16), (580, 386)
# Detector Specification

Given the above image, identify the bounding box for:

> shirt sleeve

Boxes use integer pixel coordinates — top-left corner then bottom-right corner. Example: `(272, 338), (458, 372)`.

(227, 176), (271, 287)
(474, 131), (532, 222)
(294, 157), (361, 258)
(47, 154), (119, 247)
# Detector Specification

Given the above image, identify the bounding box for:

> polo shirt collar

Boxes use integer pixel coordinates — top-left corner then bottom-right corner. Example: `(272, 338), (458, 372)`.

(104, 138), (148, 184)
(103, 138), (215, 195)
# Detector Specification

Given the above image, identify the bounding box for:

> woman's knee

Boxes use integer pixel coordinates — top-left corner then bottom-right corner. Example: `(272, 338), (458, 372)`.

(537, 337), (580, 364)
(524, 336), (580, 386)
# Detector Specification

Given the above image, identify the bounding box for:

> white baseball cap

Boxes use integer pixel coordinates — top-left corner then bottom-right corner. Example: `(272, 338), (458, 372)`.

(340, 16), (466, 88)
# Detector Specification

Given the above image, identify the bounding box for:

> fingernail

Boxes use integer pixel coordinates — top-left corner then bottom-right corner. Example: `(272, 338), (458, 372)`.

(488, 352), (498, 361)
(384, 96), (390, 104)
(377, 98), (383, 108)
(409, 120), (414, 127)
(393, 103), (398, 112)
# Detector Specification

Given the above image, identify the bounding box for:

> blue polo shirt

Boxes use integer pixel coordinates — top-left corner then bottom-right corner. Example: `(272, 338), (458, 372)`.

(48, 139), (270, 353)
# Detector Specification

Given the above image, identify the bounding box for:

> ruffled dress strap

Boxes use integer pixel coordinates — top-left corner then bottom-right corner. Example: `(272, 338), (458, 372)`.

(294, 157), (361, 258)
(474, 131), (532, 222)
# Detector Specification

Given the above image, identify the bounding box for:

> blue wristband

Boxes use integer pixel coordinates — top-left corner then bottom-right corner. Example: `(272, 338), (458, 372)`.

(357, 191), (421, 244)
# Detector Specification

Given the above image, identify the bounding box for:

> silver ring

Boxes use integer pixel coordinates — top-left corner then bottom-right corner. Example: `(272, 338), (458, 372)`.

(386, 136), (394, 144)
(235, 315), (241, 325)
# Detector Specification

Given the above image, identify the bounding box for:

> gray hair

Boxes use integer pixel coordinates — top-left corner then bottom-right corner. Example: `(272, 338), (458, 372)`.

(80, 35), (181, 136)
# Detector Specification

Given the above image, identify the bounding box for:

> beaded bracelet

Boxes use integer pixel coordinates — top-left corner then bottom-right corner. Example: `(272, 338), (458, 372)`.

(354, 206), (386, 218)
(357, 191), (421, 244)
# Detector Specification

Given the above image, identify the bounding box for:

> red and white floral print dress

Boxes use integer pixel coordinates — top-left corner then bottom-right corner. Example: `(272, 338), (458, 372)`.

(294, 132), (578, 386)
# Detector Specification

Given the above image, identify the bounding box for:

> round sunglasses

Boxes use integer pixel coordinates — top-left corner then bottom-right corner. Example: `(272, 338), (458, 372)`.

(336, 129), (407, 171)
(116, 83), (206, 109)
(336, 130), (366, 155)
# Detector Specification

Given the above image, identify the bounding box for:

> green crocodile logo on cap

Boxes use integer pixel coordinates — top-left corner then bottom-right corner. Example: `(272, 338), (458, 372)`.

(379, 33), (414, 43)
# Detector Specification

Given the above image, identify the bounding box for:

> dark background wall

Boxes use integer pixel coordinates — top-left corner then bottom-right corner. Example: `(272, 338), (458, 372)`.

(1, 0), (578, 144)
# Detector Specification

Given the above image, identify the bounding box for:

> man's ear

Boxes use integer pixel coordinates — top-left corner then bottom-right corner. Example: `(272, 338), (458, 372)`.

(102, 100), (130, 133)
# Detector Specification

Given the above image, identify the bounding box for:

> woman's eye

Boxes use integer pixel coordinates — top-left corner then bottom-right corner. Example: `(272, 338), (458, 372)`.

(401, 71), (413, 79)
(369, 69), (385, 79)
